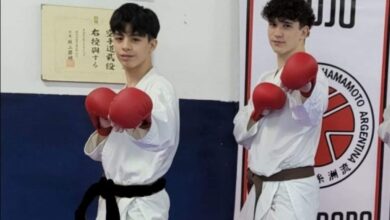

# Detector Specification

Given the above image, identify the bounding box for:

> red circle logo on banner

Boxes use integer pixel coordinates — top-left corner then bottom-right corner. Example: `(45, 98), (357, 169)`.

(314, 63), (375, 188)
(316, 87), (354, 167)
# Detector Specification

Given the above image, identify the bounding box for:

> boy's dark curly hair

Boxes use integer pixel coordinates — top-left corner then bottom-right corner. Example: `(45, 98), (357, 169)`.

(261, 0), (315, 28)
(110, 3), (160, 39)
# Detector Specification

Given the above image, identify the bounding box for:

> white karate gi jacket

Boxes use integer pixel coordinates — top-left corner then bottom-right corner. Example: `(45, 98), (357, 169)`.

(84, 68), (180, 220)
(233, 68), (328, 220)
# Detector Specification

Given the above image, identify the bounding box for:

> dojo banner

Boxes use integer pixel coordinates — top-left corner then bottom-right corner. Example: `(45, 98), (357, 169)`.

(235, 0), (390, 220)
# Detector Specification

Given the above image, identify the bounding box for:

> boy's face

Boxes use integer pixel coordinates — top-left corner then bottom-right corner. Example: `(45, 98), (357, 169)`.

(267, 18), (309, 57)
(112, 25), (157, 71)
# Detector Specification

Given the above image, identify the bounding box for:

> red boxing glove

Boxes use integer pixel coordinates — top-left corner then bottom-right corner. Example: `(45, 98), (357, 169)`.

(85, 87), (116, 136)
(251, 82), (286, 121)
(280, 52), (318, 97)
(109, 87), (153, 129)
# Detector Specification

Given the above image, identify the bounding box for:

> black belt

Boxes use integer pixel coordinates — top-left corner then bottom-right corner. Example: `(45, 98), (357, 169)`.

(75, 177), (166, 220)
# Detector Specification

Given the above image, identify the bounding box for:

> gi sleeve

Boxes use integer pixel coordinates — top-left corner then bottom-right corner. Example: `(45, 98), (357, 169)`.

(233, 103), (260, 149)
(288, 70), (329, 126)
(84, 131), (107, 161)
(378, 106), (390, 145)
(127, 82), (179, 152)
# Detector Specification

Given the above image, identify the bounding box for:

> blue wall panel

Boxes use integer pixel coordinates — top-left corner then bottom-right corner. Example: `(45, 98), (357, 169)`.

(1, 93), (238, 220)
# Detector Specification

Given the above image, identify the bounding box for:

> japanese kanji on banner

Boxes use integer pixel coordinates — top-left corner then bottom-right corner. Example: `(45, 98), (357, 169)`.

(235, 0), (390, 220)
(41, 4), (124, 83)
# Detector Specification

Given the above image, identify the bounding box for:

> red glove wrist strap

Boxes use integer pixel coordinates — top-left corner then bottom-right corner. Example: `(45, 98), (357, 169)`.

(97, 127), (112, 136)
(250, 111), (264, 122)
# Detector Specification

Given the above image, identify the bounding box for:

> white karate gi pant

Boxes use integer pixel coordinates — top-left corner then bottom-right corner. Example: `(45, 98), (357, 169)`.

(239, 176), (319, 220)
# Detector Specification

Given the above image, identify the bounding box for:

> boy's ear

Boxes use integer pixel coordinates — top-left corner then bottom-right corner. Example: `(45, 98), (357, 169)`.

(150, 39), (158, 51)
(302, 25), (310, 38)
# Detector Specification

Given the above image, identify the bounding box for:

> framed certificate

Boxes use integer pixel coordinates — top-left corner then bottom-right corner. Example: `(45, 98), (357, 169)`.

(41, 4), (124, 83)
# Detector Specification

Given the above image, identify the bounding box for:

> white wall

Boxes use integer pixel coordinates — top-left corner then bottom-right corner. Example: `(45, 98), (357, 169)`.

(1, 0), (240, 102)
